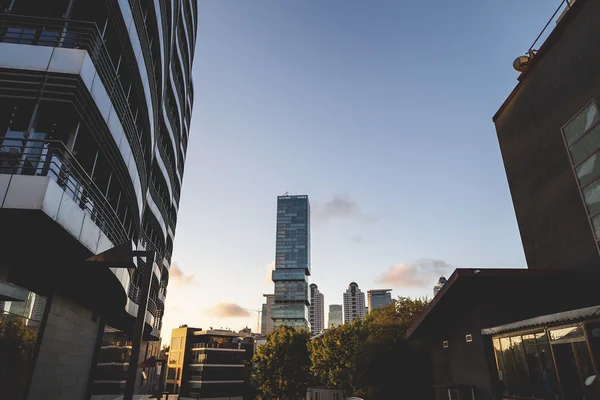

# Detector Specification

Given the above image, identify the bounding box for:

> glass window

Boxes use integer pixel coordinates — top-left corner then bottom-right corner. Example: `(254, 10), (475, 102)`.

(499, 337), (518, 396)
(550, 325), (585, 343)
(564, 102), (600, 146)
(510, 336), (532, 396)
(583, 180), (600, 216)
(576, 152), (600, 186)
(569, 123), (600, 165)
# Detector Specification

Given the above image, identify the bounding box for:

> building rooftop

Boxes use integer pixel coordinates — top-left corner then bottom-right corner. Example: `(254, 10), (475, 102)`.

(406, 268), (600, 339)
(494, 0), (580, 120)
(193, 329), (253, 338)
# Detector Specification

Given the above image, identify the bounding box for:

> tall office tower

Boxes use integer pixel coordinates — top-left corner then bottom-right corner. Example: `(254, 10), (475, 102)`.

(367, 289), (393, 311)
(0, 1), (197, 398)
(343, 282), (366, 323)
(309, 284), (324, 334)
(271, 195), (311, 331)
(433, 277), (447, 296)
(261, 294), (275, 335)
(328, 304), (343, 328)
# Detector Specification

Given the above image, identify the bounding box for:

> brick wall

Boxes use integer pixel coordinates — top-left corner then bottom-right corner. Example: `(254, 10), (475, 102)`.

(27, 294), (101, 400)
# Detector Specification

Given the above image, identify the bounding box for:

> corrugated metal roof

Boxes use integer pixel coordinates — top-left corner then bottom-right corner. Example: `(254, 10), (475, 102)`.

(481, 305), (600, 336)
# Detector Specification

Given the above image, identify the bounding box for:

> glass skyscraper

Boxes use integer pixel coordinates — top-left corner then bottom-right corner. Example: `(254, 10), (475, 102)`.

(272, 195), (311, 330)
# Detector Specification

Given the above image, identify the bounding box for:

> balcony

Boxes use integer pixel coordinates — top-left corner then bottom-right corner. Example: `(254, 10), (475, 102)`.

(149, 180), (173, 232)
(0, 137), (128, 246)
(0, 13), (148, 188)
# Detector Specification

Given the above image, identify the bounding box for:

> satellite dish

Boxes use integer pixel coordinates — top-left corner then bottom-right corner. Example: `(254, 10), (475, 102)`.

(513, 55), (531, 72)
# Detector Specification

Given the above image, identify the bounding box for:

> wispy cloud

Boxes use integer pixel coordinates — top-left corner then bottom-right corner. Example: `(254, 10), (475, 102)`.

(313, 194), (378, 223)
(261, 260), (275, 287)
(205, 303), (252, 318)
(170, 262), (195, 285)
(376, 258), (451, 288)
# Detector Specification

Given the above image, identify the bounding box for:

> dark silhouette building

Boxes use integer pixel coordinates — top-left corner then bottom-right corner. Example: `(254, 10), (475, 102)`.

(409, 1), (600, 399)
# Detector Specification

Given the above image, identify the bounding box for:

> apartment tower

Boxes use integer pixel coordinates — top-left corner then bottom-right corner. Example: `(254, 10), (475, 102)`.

(309, 283), (324, 334)
(343, 282), (366, 323)
(271, 195), (311, 330)
(0, 0), (197, 398)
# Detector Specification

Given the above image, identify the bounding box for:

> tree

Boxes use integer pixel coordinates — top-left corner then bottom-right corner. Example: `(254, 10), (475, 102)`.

(309, 297), (432, 400)
(0, 315), (39, 399)
(355, 297), (431, 399)
(309, 318), (368, 398)
(251, 325), (311, 400)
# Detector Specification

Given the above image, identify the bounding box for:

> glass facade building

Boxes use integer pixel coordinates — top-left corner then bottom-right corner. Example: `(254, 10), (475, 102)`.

(328, 304), (343, 328)
(367, 289), (392, 311)
(272, 195), (311, 330)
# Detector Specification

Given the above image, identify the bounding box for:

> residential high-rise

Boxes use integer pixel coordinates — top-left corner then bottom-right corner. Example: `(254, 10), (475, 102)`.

(261, 294), (275, 335)
(367, 289), (392, 311)
(309, 284), (324, 334)
(0, 1), (197, 398)
(343, 282), (366, 323)
(433, 277), (447, 296)
(271, 195), (311, 330)
(328, 304), (343, 328)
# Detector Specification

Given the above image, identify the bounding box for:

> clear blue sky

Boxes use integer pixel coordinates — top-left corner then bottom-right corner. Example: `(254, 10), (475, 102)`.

(162, 0), (559, 343)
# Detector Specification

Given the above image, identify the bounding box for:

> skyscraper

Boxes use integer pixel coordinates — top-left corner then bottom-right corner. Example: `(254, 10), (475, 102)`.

(271, 195), (311, 331)
(309, 284), (324, 334)
(0, 1), (197, 398)
(343, 282), (366, 323)
(261, 294), (275, 335)
(367, 289), (392, 311)
(328, 305), (343, 328)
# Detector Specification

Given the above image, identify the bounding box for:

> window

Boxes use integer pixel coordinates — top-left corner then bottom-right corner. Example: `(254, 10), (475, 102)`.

(562, 100), (600, 242)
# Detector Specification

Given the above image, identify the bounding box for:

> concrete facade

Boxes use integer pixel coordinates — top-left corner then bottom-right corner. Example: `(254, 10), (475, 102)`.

(27, 294), (101, 400)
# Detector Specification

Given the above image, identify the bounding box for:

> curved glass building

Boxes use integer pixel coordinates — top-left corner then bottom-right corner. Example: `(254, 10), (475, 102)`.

(0, 0), (197, 398)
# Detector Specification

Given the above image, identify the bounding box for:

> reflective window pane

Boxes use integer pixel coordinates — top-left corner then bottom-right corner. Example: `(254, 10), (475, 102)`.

(576, 152), (600, 186)
(582, 180), (600, 216)
(569, 123), (600, 165)
(550, 325), (585, 343)
(564, 103), (600, 145)
(0, 284), (47, 399)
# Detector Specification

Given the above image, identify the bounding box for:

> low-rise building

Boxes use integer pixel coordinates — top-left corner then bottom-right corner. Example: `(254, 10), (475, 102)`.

(166, 327), (255, 399)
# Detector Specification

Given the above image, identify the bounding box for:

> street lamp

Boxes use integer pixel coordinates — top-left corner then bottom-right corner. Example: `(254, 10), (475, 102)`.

(87, 242), (156, 400)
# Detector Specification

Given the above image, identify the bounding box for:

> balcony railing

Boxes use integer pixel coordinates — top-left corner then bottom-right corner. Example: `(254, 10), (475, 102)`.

(149, 180), (173, 232)
(0, 13), (148, 188)
(0, 137), (129, 246)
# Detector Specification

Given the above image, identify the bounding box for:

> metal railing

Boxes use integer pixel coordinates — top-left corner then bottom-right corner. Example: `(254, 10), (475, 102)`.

(0, 13), (148, 188)
(529, 0), (574, 52)
(149, 180), (173, 232)
(156, 139), (177, 195)
(0, 137), (129, 246)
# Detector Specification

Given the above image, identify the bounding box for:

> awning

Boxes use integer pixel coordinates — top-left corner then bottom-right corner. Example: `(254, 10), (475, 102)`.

(481, 305), (600, 336)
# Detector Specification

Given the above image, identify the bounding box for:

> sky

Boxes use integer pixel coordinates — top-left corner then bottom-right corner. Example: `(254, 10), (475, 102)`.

(162, 0), (562, 344)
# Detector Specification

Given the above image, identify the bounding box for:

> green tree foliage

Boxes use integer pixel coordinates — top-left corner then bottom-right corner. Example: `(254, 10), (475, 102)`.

(251, 325), (311, 400)
(0, 315), (39, 399)
(310, 297), (431, 400)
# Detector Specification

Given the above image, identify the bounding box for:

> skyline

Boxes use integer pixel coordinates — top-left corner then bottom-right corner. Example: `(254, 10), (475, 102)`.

(157, 0), (563, 343)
